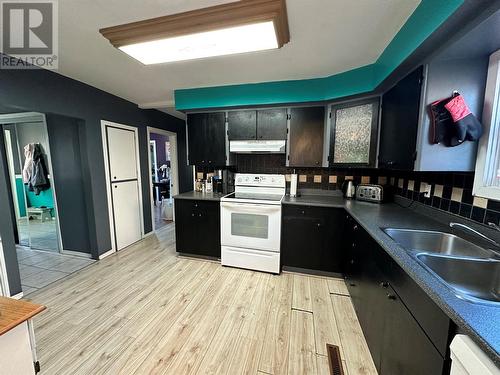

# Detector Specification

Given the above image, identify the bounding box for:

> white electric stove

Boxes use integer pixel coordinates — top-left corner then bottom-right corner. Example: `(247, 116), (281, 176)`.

(220, 173), (285, 274)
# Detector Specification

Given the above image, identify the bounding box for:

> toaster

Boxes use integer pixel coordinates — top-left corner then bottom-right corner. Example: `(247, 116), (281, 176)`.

(356, 184), (388, 203)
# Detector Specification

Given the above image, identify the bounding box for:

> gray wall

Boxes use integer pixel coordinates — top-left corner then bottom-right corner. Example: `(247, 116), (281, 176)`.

(0, 59), (191, 296)
(0, 132), (22, 294)
(416, 57), (488, 171)
(46, 114), (91, 253)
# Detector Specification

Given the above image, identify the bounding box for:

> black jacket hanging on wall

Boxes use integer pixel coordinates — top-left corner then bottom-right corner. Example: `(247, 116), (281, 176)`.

(29, 143), (50, 195)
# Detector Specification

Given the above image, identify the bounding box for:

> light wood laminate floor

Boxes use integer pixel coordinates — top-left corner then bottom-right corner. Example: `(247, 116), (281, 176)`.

(27, 224), (377, 375)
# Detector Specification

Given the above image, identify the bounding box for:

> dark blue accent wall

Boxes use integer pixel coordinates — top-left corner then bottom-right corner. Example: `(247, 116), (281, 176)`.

(0, 59), (191, 295)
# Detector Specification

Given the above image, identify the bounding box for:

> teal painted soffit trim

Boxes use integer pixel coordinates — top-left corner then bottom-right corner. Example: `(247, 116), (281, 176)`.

(175, 0), (463, 110)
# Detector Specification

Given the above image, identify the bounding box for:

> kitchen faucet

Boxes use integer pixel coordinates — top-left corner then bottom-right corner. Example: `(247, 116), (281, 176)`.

(449, 222), (500, 248)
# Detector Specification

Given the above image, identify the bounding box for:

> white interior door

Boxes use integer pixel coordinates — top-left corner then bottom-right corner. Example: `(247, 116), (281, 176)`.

(112, 180), (142, 250)
(107, 126), (138, 181)
(105, 124), (142, 251)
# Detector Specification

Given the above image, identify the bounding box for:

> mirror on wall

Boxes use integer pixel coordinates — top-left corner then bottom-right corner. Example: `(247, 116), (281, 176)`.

(1, 113), (60, 253)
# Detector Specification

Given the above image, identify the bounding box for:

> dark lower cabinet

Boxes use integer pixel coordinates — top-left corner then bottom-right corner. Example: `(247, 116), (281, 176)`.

(174, 199), (221, 258)
(281, 205), (344, 273)
(344, 216), (453, 375)
(381, 284), (446, 375)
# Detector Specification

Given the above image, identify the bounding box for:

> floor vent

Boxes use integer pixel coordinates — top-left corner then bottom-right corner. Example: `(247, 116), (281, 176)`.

(326, 344), (345, 375)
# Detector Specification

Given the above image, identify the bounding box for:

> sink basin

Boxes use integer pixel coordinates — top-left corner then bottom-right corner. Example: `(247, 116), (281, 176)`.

(383, 228), (497, 259)
(416, 253), (500, 304)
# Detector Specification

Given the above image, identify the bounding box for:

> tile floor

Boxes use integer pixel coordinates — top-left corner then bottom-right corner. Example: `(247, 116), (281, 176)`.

(153, 202), (173, 230)
(18, 217), (59, 252)
(17, 247), (95, 295)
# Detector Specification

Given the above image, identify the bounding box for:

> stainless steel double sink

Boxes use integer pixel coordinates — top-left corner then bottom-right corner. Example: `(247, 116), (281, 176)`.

(383, 228), (500, 305)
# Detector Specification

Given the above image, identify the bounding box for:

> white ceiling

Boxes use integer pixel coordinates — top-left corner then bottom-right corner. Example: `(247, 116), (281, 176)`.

(58, 0), (420, 115)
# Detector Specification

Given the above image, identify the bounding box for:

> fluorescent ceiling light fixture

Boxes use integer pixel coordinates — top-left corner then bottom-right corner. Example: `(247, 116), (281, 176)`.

(119, 21), (278, 65)
(100, 0), (289, 64)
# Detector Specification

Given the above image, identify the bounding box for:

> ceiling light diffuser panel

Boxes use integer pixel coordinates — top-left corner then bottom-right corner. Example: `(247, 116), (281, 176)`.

(100, 0), (289, 64)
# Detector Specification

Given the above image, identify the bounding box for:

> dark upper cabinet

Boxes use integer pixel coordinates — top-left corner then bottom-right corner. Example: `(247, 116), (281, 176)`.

(288, 106), (325, 167)
(329, 98), (379, 167)
(228, 109), (287, 140)
(174, 199), (221, 258)
(281, 205), (344, 273)
(378, 66), (424, 170)
(187, 112), (226, 166)
(257, 109), (287, 140)
(228, 111), (257, 140)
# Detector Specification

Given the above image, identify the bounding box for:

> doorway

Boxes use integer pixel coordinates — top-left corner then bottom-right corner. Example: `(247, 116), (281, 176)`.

(1, 114), (61, 253)
(1, 112), (96, 296)
(147, 127), (179, 231)
(101, 120), (144, 253)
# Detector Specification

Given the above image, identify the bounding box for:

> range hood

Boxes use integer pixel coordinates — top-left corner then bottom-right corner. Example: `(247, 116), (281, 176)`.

(229, 140), (286, 154)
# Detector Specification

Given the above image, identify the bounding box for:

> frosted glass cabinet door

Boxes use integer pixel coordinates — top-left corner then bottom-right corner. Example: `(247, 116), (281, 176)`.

(330, 98), (379, 166)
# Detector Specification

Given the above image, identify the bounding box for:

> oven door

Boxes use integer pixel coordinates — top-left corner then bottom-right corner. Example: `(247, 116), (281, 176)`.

(221, 201), (281, 252)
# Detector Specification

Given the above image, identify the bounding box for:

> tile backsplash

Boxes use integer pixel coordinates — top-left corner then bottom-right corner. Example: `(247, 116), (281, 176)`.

(387, 171), (500, 227)
(195, 154), (500, 227)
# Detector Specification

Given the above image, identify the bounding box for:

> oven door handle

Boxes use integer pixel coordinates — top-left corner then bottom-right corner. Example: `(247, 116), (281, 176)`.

(221, 202), (281, 213)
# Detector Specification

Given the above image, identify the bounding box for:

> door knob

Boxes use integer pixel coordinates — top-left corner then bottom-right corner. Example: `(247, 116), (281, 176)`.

(387, 294), (396, 300)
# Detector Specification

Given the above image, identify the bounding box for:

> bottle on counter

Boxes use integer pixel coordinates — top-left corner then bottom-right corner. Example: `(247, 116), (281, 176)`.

(205, 176), (213, 193)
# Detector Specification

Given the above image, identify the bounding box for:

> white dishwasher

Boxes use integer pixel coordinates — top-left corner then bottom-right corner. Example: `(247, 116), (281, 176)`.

(450, 335), (500, 375)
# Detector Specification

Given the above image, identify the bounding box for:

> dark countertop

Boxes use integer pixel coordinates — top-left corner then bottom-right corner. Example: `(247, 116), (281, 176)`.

(173, 191), (227, 201)
(284, 193), (500, 365)
(283, 193), (345, 208)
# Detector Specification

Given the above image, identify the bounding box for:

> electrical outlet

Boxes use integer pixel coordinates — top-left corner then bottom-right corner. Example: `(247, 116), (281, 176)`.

(422, 183), (431, 198)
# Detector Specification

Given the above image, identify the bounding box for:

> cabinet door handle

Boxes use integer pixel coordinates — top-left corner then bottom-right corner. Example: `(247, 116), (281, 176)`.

(380, 282), (389, 288)
(387, 294), (396, 300)
(353, 225), (358, 231)
(194, 203), (198, 207)
(301, 210), (305, 214)
(191, 213), (195, 217)
(317, 223), (321, 228)
(199, 213), (202, 217)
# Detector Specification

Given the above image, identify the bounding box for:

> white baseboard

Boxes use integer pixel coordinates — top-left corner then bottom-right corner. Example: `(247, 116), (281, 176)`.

(11, 291), (24, 300)
(143, 231), (154, 238)
(61, 250), (93, 259)
(98, 249), (115, 260)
